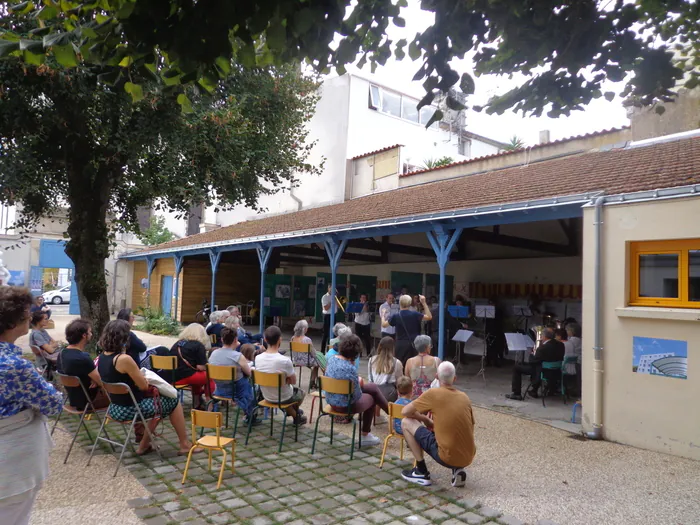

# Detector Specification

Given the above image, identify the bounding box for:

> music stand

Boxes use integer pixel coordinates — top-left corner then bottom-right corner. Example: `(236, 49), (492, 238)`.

(474, 305), (495, 380)
(451, 329), (474, 372)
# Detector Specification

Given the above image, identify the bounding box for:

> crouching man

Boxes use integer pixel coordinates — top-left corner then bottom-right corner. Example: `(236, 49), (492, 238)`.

(400, 361), (476, 487)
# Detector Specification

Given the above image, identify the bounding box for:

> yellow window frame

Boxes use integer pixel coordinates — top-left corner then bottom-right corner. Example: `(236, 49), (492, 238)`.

(629, 239), (700, 308)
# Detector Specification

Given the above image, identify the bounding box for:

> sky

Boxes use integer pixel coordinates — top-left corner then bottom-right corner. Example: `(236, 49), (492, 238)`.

(632, 336), (687, 367)
(336, 1), (630, 146)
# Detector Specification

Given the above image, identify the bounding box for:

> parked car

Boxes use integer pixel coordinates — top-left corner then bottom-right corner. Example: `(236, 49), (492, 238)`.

(42, 284), (71, 304)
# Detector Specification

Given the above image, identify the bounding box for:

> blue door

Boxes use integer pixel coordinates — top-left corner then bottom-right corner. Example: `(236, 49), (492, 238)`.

(160, 276), (173, 316)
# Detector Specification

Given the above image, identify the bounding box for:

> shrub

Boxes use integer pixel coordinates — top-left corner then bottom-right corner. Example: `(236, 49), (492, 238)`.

(134, 306), (180, 336)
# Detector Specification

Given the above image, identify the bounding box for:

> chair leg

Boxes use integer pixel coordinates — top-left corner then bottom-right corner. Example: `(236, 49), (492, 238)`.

(181, 445), (197, 485)
(310, 397), (316, 425)
(279, 414), (287, 453)
(217, 448), (227, 489)
(311, 414), (325, 455)
(231, 440), (235, 473)
(51, 407), (63, 436)
(379, 434), (390, 468)
(270, 410), (274, 437)
(64, 411), (87, 464)
(349, 418), (356, 461)
(400, 437), (405, 460)
(232, 407), (241, 438)
(114, 418), (136, 477)
(330, 414), (334, 444)
(245, 405), (257, 446)
(225, 402), (230, 429)
(294, 411), (299, 443)
(87, 413), (110, 466)
(208, 448), (213, 471)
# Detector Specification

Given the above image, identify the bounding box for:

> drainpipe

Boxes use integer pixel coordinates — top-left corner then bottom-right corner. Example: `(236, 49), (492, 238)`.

(587, 196), (605, 440)
(290, 182), (303, 211)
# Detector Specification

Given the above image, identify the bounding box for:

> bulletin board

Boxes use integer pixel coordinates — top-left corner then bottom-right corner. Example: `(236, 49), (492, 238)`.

(263, 274), (292, 318)
(292, 276), (316, 318)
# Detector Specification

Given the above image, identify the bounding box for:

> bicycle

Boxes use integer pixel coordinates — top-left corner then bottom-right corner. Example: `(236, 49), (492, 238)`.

(194, 299), (217, 325)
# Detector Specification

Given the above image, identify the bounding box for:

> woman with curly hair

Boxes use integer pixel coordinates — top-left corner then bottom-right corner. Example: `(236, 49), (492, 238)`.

(97, 319), (193, 456)
(0, 287), (63, 525)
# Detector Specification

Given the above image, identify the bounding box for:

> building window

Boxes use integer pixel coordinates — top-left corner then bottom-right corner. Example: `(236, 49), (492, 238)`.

(629, 239), (700, 308)
(369, 84), (438, 128)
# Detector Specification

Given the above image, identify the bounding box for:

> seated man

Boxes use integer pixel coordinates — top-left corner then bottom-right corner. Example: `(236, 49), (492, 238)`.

(56, 319), (109, 410)
(400, 362), (475, 487)
(254, 325), (306, 425)
(506, 327), (565, 400)
(30, 295), (52, 319)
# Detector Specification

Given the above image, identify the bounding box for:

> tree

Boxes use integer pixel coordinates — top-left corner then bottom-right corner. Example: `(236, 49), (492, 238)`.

(138, 216), (177, 246)
(502, 136), (526, 152)
(421, 156), (454, 170)
(0, 0), (697, 119)
(0, 40), (320, 336)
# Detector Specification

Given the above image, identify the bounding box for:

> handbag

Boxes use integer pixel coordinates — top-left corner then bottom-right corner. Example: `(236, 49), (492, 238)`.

(141, 367), (178, 398)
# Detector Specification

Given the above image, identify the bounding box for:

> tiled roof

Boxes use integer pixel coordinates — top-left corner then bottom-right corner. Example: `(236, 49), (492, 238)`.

(135, 135), (700, 255)
(401, 126), (631, 178)
(351, 144), (403, 160)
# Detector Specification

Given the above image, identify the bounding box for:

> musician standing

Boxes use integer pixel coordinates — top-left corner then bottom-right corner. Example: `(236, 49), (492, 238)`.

(379, 293), (397, 340)
(320, 283), (335, 353)
(354, 293), (372, 357)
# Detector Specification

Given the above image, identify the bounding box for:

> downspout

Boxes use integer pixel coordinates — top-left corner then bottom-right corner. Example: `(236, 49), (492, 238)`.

(290, 182), (303, 211)
(586, 196), (606, 440)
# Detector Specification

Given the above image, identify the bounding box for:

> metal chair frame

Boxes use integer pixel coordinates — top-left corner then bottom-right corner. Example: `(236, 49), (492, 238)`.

(87, 382), (163, 476)
(182, 409), (235, 490)
(379, 402), (407, 468)
(150, 354), (192, 406)
(291, 341), (315, 392)
(540, 361), (565, 407)
(245, 370), (299, 453)
(205, 364), (242, 437)
(311, 376), (360, 460)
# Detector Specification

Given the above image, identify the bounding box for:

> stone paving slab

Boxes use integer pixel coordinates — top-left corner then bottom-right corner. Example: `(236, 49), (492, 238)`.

(65, 406), (558, 525)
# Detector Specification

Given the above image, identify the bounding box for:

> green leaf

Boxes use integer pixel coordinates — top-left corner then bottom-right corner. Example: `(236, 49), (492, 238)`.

(408, 41), (421, 60)
(215, 56), (231, 76)
(124, 81), (144, 102)
(118, 55), (133, 67)
(397, 0), (408, 6)
(425, 109), (443, 128)
(0, 40), (20, 57)
(10, 1), (34, 15)
(20, 39), (44, 53)
(445, 95), (466, 111)
(53, 43), (78, 66)
(29, 26), (51, 36)
(393, 16), (405, 27)
(459, 73), (475, 95)
(238, 43), (256, 67)
(604, 91), (615, 102)
(37, 6), (58, 20)
(177, 93), (193, 114)
(43, 32), (71, 48)
(266, 19), (286, 52)
(23, 48), (45, 65)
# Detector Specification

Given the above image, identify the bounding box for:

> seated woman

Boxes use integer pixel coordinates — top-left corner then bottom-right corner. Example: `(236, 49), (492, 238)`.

(97, 319), (193, 456)
(326, 325), (360, 370)
(208, 327), (257, 425)
(290, 320), (324, 388)
(168, 323), (214, 409)
(324, 335), (389, 447)
(368, 336), (403, 403)
(405, 335), (441, 398)
(29, 311), (59, 365)
(116, 308), (149, 365)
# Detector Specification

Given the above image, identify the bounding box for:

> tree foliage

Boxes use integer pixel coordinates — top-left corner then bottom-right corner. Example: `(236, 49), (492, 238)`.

(0, 0), (697, 119)
(421, 156), (454, 170)
(138, 216), (176, 246)
(502, 136), (526, 152)
(0, 21), (320, 335)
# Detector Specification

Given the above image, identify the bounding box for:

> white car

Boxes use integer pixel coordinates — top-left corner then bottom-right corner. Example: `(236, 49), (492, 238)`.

(43, 285), (71, 305)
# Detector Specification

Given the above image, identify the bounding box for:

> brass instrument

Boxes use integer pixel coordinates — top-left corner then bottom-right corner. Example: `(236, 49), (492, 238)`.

(335, 293), (346, 313)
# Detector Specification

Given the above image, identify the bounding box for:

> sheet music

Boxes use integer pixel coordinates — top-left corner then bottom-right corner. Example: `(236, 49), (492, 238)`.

(475, 305), (495, 318)
(505, 333), (534, 352)
(452, 329), (474, 343)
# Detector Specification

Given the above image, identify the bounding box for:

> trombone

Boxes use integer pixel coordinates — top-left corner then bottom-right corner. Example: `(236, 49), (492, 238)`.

(335, 293), (346, 313)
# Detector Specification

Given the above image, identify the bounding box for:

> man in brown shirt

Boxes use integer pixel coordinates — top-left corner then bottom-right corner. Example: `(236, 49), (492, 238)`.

(401, 361), (476, 487)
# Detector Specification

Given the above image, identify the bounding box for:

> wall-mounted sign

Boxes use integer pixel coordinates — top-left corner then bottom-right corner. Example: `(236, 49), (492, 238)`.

(633, 336), (687, 380)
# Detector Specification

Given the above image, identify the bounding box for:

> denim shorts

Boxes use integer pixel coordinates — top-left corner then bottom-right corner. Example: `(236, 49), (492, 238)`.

(415, 426), (456, 469)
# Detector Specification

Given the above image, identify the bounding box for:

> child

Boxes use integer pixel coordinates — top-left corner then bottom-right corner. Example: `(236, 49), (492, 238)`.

(240, 343), (256, 367)
(393, 376), (413, 435)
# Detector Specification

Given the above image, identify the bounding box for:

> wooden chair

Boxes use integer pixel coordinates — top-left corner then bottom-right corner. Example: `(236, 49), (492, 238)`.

(311, 376), (360, 460)
(182, 410), (235, 490)
(150, 354), (192, 406)
(205, 364), (242, 436)
(245, 370), (299, 452)
(51, 372), (111, 464)
(87, 382), (162, 476)
(290, 341), (315, 391)
(379, 402), (408, 468)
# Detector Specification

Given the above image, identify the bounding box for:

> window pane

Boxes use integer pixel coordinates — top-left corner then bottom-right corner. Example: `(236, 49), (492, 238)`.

(380, 90), (401, 117)
(369, 85), (380, 109)
(419, 106), (439, 128)
(402, 98), (419, 123)
(689, 250), (700, 301)
(639, 253), (679, 298)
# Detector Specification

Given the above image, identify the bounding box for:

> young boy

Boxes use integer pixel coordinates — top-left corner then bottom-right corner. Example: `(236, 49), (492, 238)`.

(393, 376), (413, 435)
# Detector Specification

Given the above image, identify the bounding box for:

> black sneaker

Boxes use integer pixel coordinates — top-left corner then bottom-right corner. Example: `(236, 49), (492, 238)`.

(401, 467), (432, 486)
(451, 468), (467, 487)
(505, 393), (523, 401)
(293, 413), (308, 426)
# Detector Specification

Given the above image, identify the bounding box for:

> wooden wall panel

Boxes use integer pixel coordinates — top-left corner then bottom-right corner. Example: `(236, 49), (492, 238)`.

(129, 258), (177, 314)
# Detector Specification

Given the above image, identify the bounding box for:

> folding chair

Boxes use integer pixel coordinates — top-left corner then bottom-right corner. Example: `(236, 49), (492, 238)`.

(562, 355), (578, 402)
(245, 370), (299, 453)
(311, 376), (360, 460)
(291, 342), (315, 392)
(150, 354), (192, 406)
(540, 361), (564, 407)
(31, 344), (56, 381)
(51, 372), (111, 464)
(205, 364), (242, 437)
(379, 402), (408, 468)
(29, 344), (47, 374)
(87, 382), (162, 476)
(182, 410), (235, 490)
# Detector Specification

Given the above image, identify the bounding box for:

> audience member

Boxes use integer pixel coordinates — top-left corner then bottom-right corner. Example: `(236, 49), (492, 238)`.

(225, 315), (262, 346)
(405, 335), (441, 398)
(567, 323), (582, 395)
(368, 336), (403, 402)
(29, 311), (59, 365)
(327, 324), (359, 370)
(400, 362), (475, 488)
(208, 327), (258, 425)
(239, 343), (257, 364)
(97, 320), (193, 456)
(206, 311), (226, 349)
(30, 295), (51, 319)
(116, 308), (148, 365)
(57, 319), (109, 410)
(353, 293), (372, 356)
(255, 325), (306, 425)
(382, 294), (432, 366)
(324, 335), (388, 447)
(392, 376), (413, 435)
(290, 319), (323, 388)
(506, 327), (565, 400)
(379, 293), (396, 340)
(0, 286), (63, 525)
(167, 323), (214, 409)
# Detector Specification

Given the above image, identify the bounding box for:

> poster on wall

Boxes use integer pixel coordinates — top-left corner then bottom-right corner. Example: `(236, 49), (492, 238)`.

(292, 300), (306, 317)
(308, 285), (316, 299)
(8, 270), (26, 287)
(632, 336), (688, 380)
(275, 284), (291, 299)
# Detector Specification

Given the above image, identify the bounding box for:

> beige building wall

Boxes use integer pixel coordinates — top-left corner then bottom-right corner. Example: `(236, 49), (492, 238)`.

(581, 196), (700, 460)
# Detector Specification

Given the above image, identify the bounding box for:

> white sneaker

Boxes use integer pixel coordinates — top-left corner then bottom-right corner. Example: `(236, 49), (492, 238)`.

(359, 433), (381, 447)
(451, 468), (467, 487)
(374, 414), (388, 424)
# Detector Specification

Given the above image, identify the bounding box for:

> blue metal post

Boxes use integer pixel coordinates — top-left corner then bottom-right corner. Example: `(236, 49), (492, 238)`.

(172, 255), (185, 322)
(256, 245), (272, 335)
(426, 227), (463, 360)
(209, 249), (221, 313)
(146, 257), (156, 307)
(324, 238), (348, 330)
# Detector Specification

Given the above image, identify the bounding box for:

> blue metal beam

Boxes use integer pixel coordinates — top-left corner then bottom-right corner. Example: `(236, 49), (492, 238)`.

(427, 226), (463, 360)
(172, 255), (185, 322)
(324, 238), (348, 330)
(256, 245), (273, 335)
(209, 249), (222, 314)
(146, 256), (156, 307)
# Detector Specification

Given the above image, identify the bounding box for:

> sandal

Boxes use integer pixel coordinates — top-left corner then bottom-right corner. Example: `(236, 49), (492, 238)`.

(136, 445), (154, 456)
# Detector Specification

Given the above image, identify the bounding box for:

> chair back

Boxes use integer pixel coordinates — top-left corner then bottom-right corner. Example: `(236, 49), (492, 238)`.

(387, 402), (406, 434)
(210, 334), (218, 345)
(291, 341), (313, 367)
(207, 364), (238, 382)
(542, 361), (563, 370)
(191, 409), (223, 445)
(55, 372), (80, 388)
(563, 356), (578, 365)
(318, 376), (354, 415)
(102, 382), (131, 395)
(150, 354), (178, 370)
(29, 344), (43, 358)
(251, 370), (285, 388)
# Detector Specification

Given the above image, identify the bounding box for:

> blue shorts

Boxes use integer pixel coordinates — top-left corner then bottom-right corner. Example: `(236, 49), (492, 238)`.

(415, 426), (457, 469)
